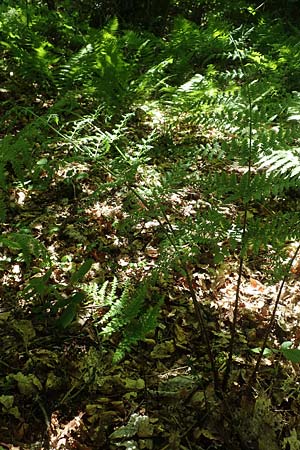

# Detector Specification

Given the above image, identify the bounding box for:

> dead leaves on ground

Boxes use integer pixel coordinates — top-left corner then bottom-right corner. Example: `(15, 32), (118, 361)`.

(1, 162), (300, 449)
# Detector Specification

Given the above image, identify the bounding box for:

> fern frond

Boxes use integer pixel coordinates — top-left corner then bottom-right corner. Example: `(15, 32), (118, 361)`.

(97, 280), (109, 304)
(246, 213), (300, 256)
(100, 280), (144, 336)
(287, 91), (300, 122)
(95, 277), (162, 361)
(55, 43), (95, 91)
(113, 301), (162, 363)
(55, 17), (129, 105)
(106, 276), (119, 305)
(258, 149), (300, 179)
(0, 130), (33, 186)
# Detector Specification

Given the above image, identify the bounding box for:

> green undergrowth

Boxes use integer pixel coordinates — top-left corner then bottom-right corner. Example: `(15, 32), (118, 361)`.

(1, 0), (300, 364)
(1, 0), (300, 356)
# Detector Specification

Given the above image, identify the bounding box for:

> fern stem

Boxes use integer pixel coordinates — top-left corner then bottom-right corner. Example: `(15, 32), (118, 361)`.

(222, 35), (254, 391)
(248, 242), (300, 384)
(183, 264), (220, 393)
(222, 254), (245, 390)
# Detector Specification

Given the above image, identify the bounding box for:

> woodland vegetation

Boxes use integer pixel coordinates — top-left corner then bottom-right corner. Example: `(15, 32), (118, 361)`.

(1, 0), (300, 448)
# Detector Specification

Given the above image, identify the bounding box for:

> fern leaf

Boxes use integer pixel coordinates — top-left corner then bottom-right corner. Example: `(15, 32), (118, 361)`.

(113, 300), (162, 363)
(258, 149), (300, 179)
(107, 276), (119, 305)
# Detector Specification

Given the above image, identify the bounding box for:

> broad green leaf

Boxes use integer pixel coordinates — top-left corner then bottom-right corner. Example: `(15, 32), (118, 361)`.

(281, 348), (300, 364)
(27, 269), (52, 296)
(56, 292), (85, 328)
(251, 347), (273, 357)
(36, 158), (48, 166)
(280, 341), (293, 350)
(56, 303), (78, 329)
(70, 259), (93, 284)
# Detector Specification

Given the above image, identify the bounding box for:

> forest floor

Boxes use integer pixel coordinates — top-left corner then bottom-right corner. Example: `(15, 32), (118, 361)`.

(1, 5), (300, 450)
(1, 102), (300, 450)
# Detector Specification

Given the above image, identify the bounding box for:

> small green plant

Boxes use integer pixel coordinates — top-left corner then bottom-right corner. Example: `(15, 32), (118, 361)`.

(24, 258), (93, 327)
(0, 232), (50, 267)
(55, 17), (130, 106)
(86, 277), (163, 363)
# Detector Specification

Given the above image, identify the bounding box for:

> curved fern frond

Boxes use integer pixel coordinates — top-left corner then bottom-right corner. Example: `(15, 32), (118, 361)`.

(56, 43), (95, 90)
(55, 17), (129, 104)
(113, 300), (163, 363)
(0, 134), (31, 188)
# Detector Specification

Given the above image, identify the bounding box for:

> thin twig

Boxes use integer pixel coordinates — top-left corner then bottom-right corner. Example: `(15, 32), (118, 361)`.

(248, 242), (300, 384)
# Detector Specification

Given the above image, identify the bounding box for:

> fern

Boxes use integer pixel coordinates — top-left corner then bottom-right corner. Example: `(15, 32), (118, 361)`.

(100, 278), (142, 335)
(55, 17), (129, 105)
(164, 16), (231, 83)
(0, 135), (31, 189)
(0, 7), (56, 89)
(56, 43), (95, 91)
(282, 429), (300, 450)
(91, 277), (162, 362)
(113, 301), (162, 363)
(287, 91), (300, 122)
(258, 149), (300, 179)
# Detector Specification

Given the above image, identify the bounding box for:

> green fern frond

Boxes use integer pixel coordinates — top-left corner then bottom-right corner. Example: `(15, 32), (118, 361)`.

(246, 213), (300, 256)
(84, 280), (109, 306)
(55, 43), (94, 90)
(98, 280), (109, 303)
(95, 277), (162, 361)
(134, 57), (173, 96)
(113, 301), (163, 363)
(0, 111), (54, 193)
(106, 276), (119, 305)
(287, 91), (300, 122)
(0, 132), (33, 185)
(55, 17), (129, 104)
(100, 280), (143, 336)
